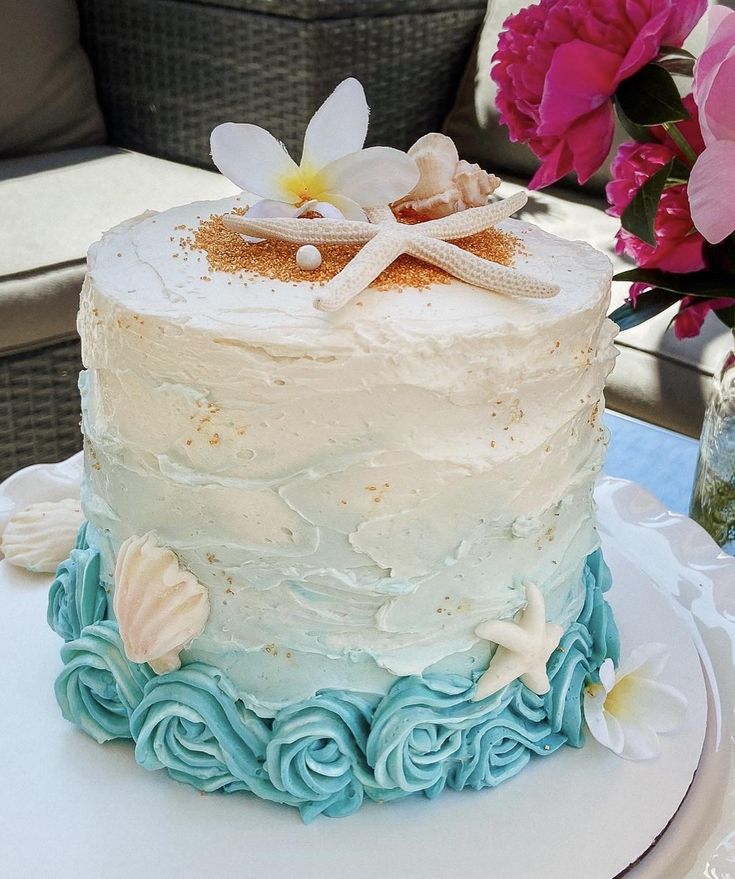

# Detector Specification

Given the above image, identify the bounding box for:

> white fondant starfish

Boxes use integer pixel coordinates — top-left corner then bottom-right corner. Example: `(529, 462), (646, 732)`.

(473, 581), (563, 701)
(222, 191), (560, 312)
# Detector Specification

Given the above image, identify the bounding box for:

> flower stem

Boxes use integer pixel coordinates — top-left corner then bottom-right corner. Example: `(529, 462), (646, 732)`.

(662, 122), (698, 166)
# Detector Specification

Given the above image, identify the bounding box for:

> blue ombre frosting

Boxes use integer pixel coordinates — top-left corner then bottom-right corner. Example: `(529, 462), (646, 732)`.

(55, 621), (152, 742)
(47, 523), (109, 642)
(48, 543), (618, 821)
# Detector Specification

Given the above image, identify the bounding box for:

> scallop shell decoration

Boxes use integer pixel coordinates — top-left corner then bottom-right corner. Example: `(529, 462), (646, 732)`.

(113, 533), (210, 674)
(392, 132), (501, 219)
(1, 498), (84, 573)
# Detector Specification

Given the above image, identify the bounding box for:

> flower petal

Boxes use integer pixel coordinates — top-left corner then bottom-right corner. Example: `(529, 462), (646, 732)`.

(617, 719), (661, 761)
(689, 141), (735, 244)
(564, 105), (616, 185)
(529, 140), (573, 190)
(300, 200), (348, 220)
(599, 658), (616, 693)
(585, 691), (625, 755)
(301, 78), (369, 171)
(603, 711), (626, 755)
(673, 298), (712, 340)
(694, 10), (735, 103)
(246, 199), (303, 219)
(660, 0), (707, 48)
(319, 147), (419, 207)
(617, 642), (670, 681)
(538, 40), (620, 137)
(237, 199), (303, 242)
(210, 123), (300, 202)
(315, 195), (367, 221)
(584, 689), (609, 736)
(699, 53), (735, 145)
(628, 679), (688, 733)
(584, 693), (625, 754)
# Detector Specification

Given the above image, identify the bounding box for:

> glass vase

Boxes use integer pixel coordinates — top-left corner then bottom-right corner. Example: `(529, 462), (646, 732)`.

(690, 330), (735, 554)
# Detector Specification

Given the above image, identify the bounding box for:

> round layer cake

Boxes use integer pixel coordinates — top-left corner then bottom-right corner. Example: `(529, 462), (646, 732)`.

(49, 193), (620, 819)
(78, 195), (616, 704)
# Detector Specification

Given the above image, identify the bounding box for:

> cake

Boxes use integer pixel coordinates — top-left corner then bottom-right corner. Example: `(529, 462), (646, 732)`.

(44, 80), (621, 821)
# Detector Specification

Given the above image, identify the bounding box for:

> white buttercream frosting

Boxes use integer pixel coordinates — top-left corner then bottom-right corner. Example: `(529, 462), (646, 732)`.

(78, 195), (616, 709)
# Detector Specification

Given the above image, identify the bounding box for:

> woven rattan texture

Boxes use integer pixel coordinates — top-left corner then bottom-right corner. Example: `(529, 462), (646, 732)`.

(0, 339), (82, 481)
(78, 0), (484, 168)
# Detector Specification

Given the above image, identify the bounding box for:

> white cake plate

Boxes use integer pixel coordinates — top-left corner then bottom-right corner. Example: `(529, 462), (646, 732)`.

(0, 464), (733, 879)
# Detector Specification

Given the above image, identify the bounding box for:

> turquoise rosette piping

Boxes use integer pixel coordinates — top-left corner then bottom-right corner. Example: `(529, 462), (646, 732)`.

(54, 621), (152, 743)
(266, 690), (380, 822)
(366, 674), (490, 800)
(47, 523), (108, 642)
(129, 664), (283, 802)
(449, 685), (566, 791)
(49, 538), (619, 820)
(545, 549), (620, 747)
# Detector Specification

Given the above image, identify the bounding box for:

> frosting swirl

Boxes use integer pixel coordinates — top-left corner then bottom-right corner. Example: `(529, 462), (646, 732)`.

(47, 524), (108, 641)
(266, 691), (378, 821)
(451, 688), (565, 791)
(130, 663), (278, 800)
(48, 540), (619, 819)
(366, 675), (488, 799)
(54, 621), (152, 743)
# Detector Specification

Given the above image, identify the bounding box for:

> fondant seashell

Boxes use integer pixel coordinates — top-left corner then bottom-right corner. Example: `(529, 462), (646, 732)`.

(1, 499), (84, 573)
(113, 533), (210, 674)
(393, 132), (501, 219)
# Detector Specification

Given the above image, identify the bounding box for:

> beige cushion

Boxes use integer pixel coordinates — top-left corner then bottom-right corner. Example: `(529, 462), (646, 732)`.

(494, 179), (732, 437)
(0, 147), (238, 354)
(0, 0), (106, 157)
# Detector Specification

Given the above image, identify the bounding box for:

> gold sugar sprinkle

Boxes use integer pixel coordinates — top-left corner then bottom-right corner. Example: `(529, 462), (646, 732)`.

(186, 210), (520, 291)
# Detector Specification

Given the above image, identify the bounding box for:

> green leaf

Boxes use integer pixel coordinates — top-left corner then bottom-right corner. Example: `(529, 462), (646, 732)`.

(614, 98), (656, 143)
(666, 157), (691, 183)
(658, 46), (696, 60)
(609, 287), (681, 331)
(656, 46), (696, 78)
(620, 161), (673, 246)
(714, 305), (735, 330)
(657, 57), (695, 77)
(616, 64), (690, 125)
(613, 267), (735, 297)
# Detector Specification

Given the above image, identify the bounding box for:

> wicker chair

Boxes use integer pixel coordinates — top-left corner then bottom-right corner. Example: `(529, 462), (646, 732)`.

(1, 0), (483, 481)
(78, 0), (486, 167)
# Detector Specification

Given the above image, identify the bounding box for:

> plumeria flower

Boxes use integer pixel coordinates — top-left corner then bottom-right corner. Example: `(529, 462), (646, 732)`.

(210, 78), (419, 229)
(584, 643), (687, 761)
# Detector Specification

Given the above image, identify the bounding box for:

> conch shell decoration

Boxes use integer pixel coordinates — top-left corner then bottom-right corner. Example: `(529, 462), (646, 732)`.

(1, 498), (84, 573)
(113, 533), (210, 674)
(393, 132), (501, 219)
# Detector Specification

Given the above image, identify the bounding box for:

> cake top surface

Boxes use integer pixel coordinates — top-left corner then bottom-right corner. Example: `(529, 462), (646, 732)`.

(87, 194), (613, 346)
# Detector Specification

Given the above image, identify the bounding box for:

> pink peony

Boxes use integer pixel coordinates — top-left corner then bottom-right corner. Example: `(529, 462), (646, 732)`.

(688, 8), (735, 243)
(673, 297), (735, 339)
(492, 0), (706, 189)
(606, 139), (706, 273)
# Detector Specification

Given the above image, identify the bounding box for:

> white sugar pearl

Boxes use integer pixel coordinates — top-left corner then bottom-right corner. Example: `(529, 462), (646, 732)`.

(296, 244), (322, 271)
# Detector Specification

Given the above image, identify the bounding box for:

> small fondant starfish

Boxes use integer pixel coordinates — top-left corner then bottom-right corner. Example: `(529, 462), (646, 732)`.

(222, 191), (560, 312)
(473, 581), (563, 701)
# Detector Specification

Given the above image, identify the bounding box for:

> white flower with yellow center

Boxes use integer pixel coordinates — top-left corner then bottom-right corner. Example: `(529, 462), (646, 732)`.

(584, 643), (687, 761)
(210, 78), (419, 224)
